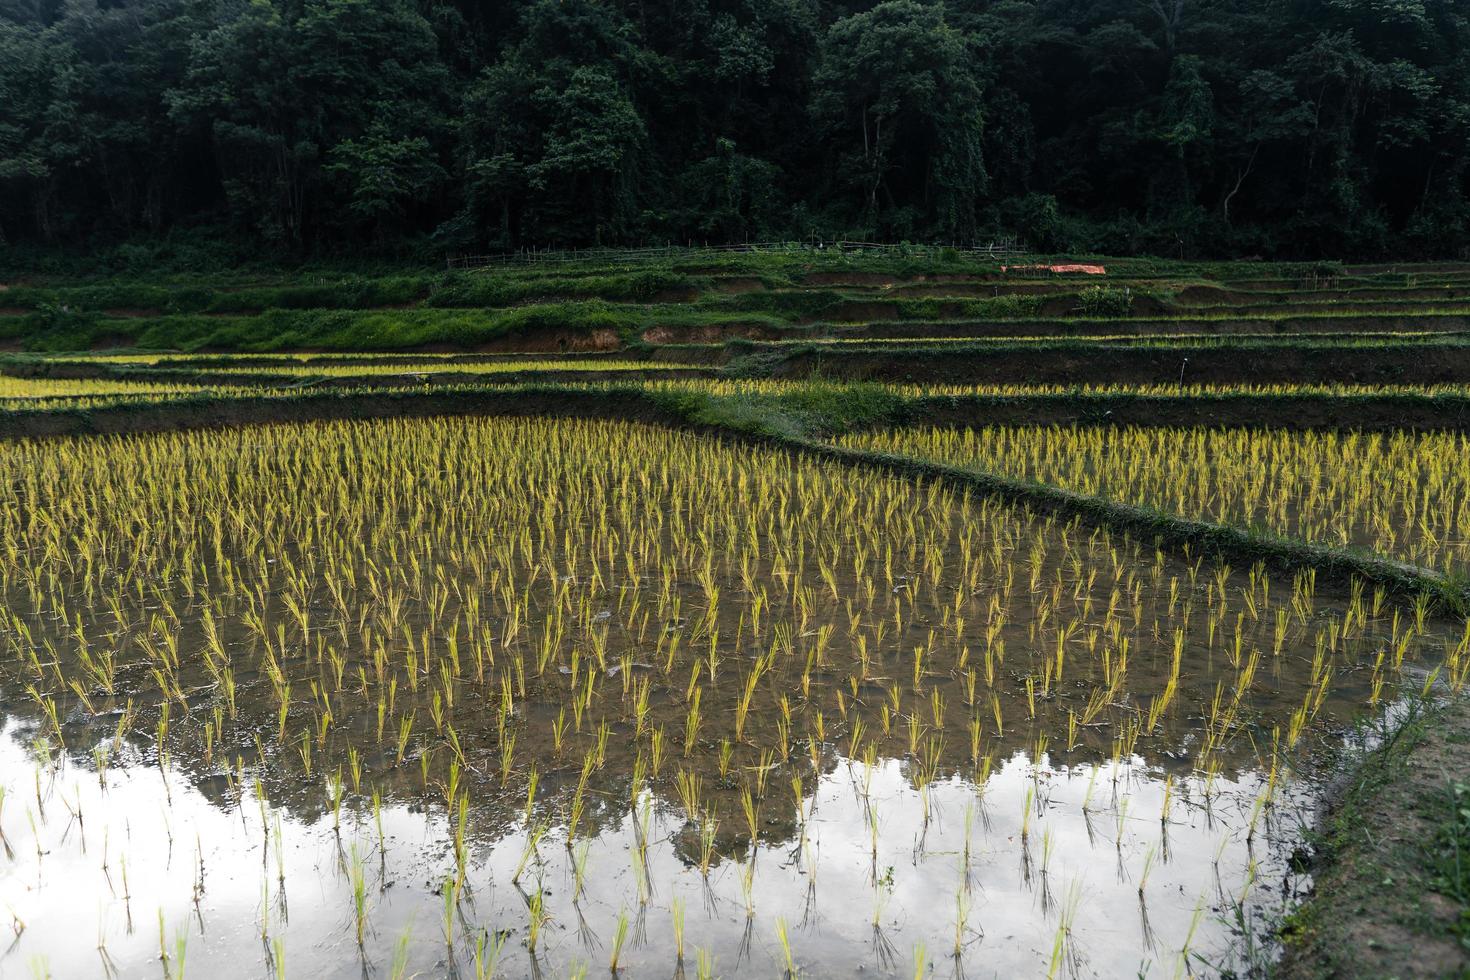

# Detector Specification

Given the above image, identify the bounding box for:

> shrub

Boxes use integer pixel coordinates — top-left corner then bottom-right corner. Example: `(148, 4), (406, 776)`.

(1075, 286), (1133, 317)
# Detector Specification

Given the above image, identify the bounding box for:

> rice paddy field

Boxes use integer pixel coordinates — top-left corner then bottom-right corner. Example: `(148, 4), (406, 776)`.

(2, 253), (1468, 978)
(834, 426), (1470, 575)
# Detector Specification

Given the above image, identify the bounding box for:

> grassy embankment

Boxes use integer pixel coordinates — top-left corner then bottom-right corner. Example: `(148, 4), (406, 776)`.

(1277, 695), (1470, 978)
(5, 253), (1470, 358)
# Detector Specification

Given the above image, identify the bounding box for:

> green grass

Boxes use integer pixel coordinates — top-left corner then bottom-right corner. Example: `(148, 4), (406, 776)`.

(1277, 697), (1470, 978)
(0, 303), (783, 353)
(0, 276), (433, 314)
(4, 254), (1469, 357)
(696, 290), (1050, 320)
(425, 269), (691, 306)
(721, 335), (1470, 376)
(0, 269), (687, 316)
(1430, 780), (1470, 923)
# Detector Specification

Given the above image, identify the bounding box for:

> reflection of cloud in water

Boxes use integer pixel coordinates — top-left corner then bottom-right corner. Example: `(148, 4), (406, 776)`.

(1, 722), (1308, 979)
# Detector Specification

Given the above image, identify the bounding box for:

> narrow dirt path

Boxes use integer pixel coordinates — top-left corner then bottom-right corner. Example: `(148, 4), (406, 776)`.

(1280, 695), (1470, 977)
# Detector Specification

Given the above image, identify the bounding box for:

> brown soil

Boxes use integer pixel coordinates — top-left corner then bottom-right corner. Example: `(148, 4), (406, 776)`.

(1347, 262), (1470, 275)
(825, 300), (902, 322)
(633, 311), (1470, 349)
(87, 334), (139, 350)
(259, 367), (715, 388)
(649, 287), (703, 303)
(474, 327), (624, 353)
(0, 307), (26, 316)
(707, 277), (766, 293)
(1180, 285), (1470, 305)
(802, 272), (897, 287)
(886, 282), (1072, 298)
(0, 388), (692, 442)
(641, 322), (784, 344)
(904, 394), (1470, 432)
(1172, 285), (1260, 306)
(1131, 293), (1169, 316)
(1188, 300), (1470, 317)
(762, 343), (1470, 386)
(913, 273), (997, 284)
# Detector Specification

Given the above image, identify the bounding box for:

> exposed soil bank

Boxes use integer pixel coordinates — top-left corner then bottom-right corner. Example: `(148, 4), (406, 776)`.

(641, 321), (789, 344)
(1347, 262), (1470, 275)
(903, 393), (1470, 432)
(13, 350), (663, 369)
(0, 388), (689, 440)
(1174, 284), (1470, 305)
(1187, 300), (1470, 317)
(0, 360), (713, 389)
(1277, 696), (1470, 979)
(644, 313), (1470, 347)
(754, 343), (1470, 386)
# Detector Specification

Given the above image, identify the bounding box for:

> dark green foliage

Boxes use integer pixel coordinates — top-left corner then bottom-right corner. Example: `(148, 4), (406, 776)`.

(203, 277), (432, 313)
(1, 300), (792, 352)
(2, 0), (1469, 258)
(4, 305), (595, 352)
(893, 295), (1046, 320)
(0, 277), (431, 313)
(1076, 287), (1135, 318)
(426, 270), (687, 306)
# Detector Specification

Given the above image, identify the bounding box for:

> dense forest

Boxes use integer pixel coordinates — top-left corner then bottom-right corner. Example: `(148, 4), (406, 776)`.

(1, 0), (1468, 260)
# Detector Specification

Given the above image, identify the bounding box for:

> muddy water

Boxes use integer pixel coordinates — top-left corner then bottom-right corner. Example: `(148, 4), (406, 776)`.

(0, 417), (1462, 977)
(833, 425), (1470, 575)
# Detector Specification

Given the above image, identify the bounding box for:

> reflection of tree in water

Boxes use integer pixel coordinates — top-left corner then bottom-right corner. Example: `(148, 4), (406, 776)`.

(0, 417), (1458, 872)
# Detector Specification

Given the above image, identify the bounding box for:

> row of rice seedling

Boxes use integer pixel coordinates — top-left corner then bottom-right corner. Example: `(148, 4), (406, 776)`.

(200, 359), (689, 377)
(21, 355), (1470, 400)
(0, 416), (1464, 976)
(757, 330), (1468, 347)
(0, 376), (248, 400)
(836, 425), (1470, 576)
(618, 377), (1470, 400)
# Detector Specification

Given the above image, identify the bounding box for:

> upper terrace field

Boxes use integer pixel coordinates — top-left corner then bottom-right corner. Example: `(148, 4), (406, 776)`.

(5, 253), (1469, 351)
(7, 253), (1470, 395)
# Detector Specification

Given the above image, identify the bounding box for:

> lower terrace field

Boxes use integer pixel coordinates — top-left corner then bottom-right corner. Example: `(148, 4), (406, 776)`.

(835, 426), (1470, 577)
(1, 416), (1465, 978)
(2, 253), (1469, 977)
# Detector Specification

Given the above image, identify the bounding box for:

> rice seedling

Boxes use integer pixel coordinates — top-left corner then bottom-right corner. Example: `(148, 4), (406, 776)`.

(837, 424), (1470, 575)
(670, 896), (685, 963)
(441, 876), (459, 947)
(473, 928), (507, 980)
(608, 910), (630, 974)
(775, 916), (796, 977)
(348, 844), (370, 947)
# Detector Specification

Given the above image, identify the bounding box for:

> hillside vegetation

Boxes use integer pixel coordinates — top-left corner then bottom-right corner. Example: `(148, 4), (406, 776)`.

(3, 0), (1469, 261)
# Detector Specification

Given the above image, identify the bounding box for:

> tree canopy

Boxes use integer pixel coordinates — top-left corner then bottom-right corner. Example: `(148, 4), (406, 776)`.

(2, 0), (1468, 257)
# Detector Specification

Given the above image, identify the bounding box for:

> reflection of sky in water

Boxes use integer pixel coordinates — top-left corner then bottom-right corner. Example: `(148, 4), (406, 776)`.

(1, 721), (1309, 979)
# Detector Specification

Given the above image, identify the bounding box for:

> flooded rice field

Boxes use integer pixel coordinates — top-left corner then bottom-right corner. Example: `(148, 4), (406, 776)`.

(0, 417), (1464, 978)
(837, 425), (1470, 576)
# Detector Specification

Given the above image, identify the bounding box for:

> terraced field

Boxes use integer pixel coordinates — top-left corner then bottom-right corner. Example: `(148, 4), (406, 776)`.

(2, 252), (1468, 978)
